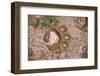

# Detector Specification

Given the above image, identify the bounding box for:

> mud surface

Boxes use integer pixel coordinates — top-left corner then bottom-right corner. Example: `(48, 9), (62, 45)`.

(28, 15), (88, 60)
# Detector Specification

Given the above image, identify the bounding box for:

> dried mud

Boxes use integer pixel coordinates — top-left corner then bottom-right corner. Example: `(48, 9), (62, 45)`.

(28, 15), (88, 60)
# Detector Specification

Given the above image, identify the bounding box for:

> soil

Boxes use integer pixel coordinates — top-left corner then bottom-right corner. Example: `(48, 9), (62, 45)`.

(28, 15), (88, 60)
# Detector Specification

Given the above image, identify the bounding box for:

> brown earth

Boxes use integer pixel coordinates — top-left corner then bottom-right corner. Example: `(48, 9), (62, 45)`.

(28, 15), (88, 60)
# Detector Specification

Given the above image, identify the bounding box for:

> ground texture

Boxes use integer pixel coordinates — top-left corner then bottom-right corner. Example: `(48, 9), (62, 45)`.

(28, 15), (88, 60)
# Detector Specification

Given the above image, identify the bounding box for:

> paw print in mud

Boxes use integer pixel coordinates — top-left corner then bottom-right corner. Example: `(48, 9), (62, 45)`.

(43, 26), (70, 59)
